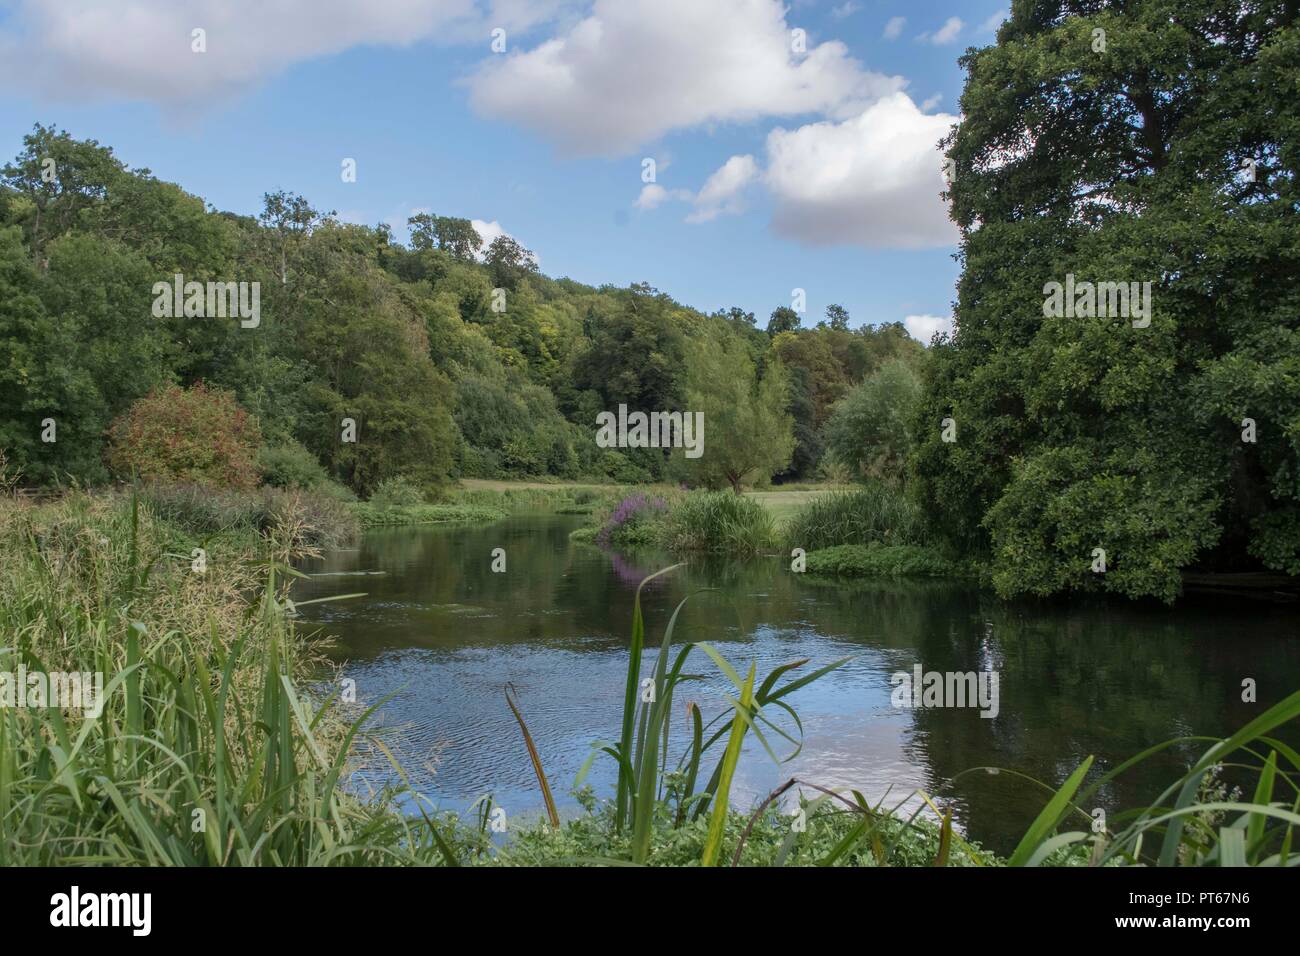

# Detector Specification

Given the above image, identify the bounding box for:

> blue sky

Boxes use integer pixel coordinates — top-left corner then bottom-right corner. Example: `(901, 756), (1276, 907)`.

(0, 0), (1008, 337)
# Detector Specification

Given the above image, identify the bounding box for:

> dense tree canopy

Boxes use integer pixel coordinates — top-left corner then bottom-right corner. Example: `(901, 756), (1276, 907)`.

(0, 124), (914, 496)
(913, 0), (1300, 600)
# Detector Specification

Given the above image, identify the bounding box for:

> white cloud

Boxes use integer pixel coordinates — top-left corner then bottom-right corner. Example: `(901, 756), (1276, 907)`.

(632, 156), (756, 222)
(921, 93), (943, 112)
(470, 219), (540, 265)
(471, 218), (509, 249)
(0, 0), (573, 104)
(686, 154), (758, 222)
(903, 314), (953, 342)
(882, 16), (906, 40)
(831, 2), (860, 19)
(634, 183), (691, 210)
(466, 0), (902, 156)
(918, 17), (964, 45)
(978, 9), (1009, 33)
(761, 92), (960, 248)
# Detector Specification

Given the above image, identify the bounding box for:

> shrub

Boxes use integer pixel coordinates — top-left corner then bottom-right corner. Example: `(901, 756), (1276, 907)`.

(784, 484), (929, 552)
(369, 475), (425, 508)
(656, 491), (775, 554)
(258, 440), (330, 489)
(823, 359), (921, 485)
(106, 382), (262, 490)
(600, 450), (652, 484)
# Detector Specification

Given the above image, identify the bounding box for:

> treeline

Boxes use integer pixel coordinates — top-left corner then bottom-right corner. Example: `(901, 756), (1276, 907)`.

(0, 124), (921, 498)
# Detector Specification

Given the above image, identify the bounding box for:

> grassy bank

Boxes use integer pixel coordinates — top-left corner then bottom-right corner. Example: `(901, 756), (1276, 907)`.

(353, 502), (508, 528)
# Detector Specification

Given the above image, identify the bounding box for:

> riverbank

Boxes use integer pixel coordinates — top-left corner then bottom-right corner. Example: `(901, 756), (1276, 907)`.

(0, 490), (987, 865)
(3, 490), (1296, 867)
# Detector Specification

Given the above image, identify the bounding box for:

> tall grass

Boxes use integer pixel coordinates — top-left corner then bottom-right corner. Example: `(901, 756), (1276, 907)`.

(138, 481), (359, 550)
(655, 491), (776, 554)
(783, 483), (930, 552)
(0, 491), (456, 865)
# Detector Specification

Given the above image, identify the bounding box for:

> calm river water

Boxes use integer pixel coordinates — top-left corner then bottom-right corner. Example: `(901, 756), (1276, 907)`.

(292, 513), (1300, 854)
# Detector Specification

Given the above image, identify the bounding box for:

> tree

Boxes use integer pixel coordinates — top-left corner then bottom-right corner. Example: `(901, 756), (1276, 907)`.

(260, 191), (329, 284)
(825, 360), (922, 485)
(107, 383), (263, 489)
(766, 305), (800, 336)
(677, 330), (795, 493)
(573, 283), (687, 414)
(483, 234), (539, 290)
(825, 303), (850, 331)
(408, 214), (483, 261)
(912, 0), (1300, 601)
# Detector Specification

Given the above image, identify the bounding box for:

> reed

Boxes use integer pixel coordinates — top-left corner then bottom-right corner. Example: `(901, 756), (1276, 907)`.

(783, 483), (929, 552)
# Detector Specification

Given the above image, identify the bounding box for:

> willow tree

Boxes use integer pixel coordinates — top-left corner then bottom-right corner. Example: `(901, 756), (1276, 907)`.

(913, 0), (1300, 601)
(676, 329), (795, 493)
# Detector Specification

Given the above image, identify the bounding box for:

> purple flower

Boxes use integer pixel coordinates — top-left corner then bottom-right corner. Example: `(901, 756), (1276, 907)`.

(595, 493), (667, 547)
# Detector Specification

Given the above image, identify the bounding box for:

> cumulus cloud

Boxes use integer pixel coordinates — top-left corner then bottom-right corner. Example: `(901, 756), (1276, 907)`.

(634, 183), (691, 210)
(761, 92), (959, 248)
(903, 314), (954, 342)
(686, 155), (759, 222)
(918, 17), (964, 45)
(633, 156), (756, 222)
(466, 0), (902, 156)
(882, 16), (906, 40)
(0, 0), (568, 104)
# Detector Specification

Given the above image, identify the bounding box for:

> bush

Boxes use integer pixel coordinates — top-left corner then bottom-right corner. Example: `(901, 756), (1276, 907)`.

(106, 382), (263, 490)
(137, 481), (359, 549)
(784, 484), (929, 552)
(258, 440), (330, 489)
(804, 543), (954, 577)
(656, 491), (775, 554)
(600, 450), (653, 484)
(369, 475), (425, 508)
(823, 359), (921, 485)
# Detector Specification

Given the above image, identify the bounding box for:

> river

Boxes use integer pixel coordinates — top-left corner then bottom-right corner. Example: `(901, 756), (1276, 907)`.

(292, 513), (1300, 854)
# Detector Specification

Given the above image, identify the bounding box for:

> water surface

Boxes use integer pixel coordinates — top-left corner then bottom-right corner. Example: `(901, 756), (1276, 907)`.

(292, 513), (1300, 854)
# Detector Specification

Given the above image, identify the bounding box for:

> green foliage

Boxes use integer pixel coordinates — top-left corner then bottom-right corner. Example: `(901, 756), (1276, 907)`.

(675, 327), (795, 493)
(656, 490), (776, 554)
(258, 439), (330, 489)
(784, 485), (930, 552)
(107, 383), (263, 490)
(767, 305), (800, 336)
(825, 359), (922, 485)
(352, 502), (506, 528)
(804, 543), (954, 577)
(573, 283), (688, 414)
(368, 475), (426, 508)
(913, 1), (1300, 598)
